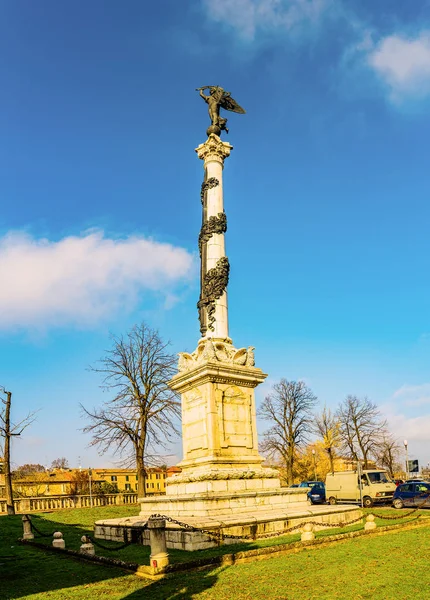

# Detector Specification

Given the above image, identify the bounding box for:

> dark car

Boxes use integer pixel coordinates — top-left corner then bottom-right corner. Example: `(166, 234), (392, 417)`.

(306, 482), (326, 505)
(393, 481), (430, 509)
(299, 481), (324, 488)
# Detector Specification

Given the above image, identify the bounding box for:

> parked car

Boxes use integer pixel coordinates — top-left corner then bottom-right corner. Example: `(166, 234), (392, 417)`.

(393, 481), (430, 509)
(299, 481), (324, 488)
(307, 482), (326, 505)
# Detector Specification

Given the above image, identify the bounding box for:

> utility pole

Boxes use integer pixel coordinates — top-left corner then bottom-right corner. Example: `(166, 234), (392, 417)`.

(88, 467), (93, 508)
(312, 449), (317, 481)
(357, 461), (364, 508)
(404, 440), (409, 480)
(1, 387), (36, 516)
(1, 389), (15, 515)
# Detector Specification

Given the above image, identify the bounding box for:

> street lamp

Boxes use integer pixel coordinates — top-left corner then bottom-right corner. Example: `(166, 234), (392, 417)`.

(404, 440), (408, 481)
(312, 449), (317, 481)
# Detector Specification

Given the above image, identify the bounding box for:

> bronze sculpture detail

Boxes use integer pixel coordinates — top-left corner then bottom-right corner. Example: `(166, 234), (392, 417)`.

(196, 86), (245, 136)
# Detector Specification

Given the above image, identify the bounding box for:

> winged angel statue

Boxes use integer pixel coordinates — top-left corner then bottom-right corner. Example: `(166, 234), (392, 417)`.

(196, 86), (246, 136)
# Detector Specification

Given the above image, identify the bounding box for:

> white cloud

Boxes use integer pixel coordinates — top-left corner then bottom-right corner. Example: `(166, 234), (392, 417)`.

(0, 230), (194, 330)
(384, 410), (430, 444)
(202, 0), (331, 41)
(379, 383), (430, 464)
(368, 32), (430, 102)
(392, 383), (430, 408)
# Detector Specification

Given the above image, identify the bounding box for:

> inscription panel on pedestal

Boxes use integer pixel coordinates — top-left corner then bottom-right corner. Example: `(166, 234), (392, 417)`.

(216, 385), (254, 450)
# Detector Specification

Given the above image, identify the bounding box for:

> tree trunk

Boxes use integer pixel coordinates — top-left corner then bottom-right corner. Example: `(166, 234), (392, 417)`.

(286, 448), (294, 485)
(137, 457), (146, 498)
(327, 447), (334, 473)
(4, 391), (15, 515)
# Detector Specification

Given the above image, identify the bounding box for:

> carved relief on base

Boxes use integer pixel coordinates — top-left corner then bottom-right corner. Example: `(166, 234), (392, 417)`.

(178, 339), (255, 373)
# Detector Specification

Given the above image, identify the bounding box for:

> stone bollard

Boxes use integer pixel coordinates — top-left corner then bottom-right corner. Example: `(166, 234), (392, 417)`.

(301, 523), (315, 542)
(364, 514), (377, 532)
(52, 532), (65, 549)
(22, 515), (34, 540)
(148, 517), (169, 570)
(80, 535), (95, 556)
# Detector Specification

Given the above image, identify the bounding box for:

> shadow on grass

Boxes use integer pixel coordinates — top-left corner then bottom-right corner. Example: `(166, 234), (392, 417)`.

(1, 514), (132, 599)
(1, 513), (222, 600)
(126, 567), (225, 600)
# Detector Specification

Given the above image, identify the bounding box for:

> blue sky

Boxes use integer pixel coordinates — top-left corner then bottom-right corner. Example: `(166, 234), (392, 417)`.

(1, 0), (429, 471)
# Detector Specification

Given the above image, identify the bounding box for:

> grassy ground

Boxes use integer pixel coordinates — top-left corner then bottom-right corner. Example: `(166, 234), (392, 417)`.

(1, 505), (429, 599)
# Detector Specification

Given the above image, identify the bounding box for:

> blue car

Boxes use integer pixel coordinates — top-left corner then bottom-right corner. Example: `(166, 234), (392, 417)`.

(299, 480), (324, 488)
(393, 481), (430, 509)
(305, 482), (326, 505)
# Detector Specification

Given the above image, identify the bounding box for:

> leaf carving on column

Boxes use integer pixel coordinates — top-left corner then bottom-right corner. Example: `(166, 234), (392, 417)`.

(197, 257), (230, 332)
(198, 212), (227, 256)
(200, 177), (219, 204)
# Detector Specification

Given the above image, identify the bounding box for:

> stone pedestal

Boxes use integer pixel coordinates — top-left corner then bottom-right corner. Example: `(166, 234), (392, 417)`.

(138, 337), (295, 520)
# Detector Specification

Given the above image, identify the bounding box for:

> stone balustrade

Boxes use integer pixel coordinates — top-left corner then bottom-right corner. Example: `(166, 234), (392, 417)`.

(0, 493), (139, 514)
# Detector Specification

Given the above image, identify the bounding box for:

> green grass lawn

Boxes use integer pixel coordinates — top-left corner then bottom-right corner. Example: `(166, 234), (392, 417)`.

(1, 505), (429, 599)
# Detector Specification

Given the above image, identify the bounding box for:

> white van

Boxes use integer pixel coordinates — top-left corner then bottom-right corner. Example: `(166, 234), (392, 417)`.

(325, 470), (396, 508)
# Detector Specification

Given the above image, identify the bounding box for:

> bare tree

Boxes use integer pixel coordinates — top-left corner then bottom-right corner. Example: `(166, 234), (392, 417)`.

(336, 395), (388, 469)
(375, 435), (402, 478)
(0, 388), (37, 515)
(314, 406), (341, 473)
(50, 457), (69, 470)
(81, 324), (180, 498)
(258, 380), (318, 485)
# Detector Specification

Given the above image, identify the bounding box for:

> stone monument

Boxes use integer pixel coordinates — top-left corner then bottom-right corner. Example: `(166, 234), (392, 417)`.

(95, 88), (361, 548)
(139, 87), (294, 518)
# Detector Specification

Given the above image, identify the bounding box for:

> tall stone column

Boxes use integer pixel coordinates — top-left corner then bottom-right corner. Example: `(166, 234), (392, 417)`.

(196, 134), (232, 341)
(168, 133), (270, 478)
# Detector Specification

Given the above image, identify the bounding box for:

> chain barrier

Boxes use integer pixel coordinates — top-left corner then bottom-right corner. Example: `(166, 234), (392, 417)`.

(148, 496), (429, 542)
(28, 518), (57, 538)
(86, 521), (149, 551)
(148, 512), (366, 541)
(371, 491), (430, 520)
(25, 492), (429, 552)
(149, 513), (247, 540)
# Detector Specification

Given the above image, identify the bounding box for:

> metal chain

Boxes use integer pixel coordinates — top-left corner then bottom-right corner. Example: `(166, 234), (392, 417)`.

(28, 518), (56, 538)
(149, 513), (241, 540)
(87, 521), (148, 551)
(372, 491), (430, 520)
(148, 512), (366, 541)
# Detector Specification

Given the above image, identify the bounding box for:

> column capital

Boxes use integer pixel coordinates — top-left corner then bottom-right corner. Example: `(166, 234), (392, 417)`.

(195, 134), (233, 164)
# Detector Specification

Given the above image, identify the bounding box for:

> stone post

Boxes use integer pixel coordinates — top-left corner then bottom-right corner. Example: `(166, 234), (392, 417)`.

(80, 535), (95, 556)
(364, 514), (377, 531)
(148, 517), (169, 569)
(301, 523), (315, 542)
(22, 515), (34, 540)
(52, 532), (65, 549)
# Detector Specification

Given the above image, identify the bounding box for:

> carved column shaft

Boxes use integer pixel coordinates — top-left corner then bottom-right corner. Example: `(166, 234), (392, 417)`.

(196, 134), (232, 340)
